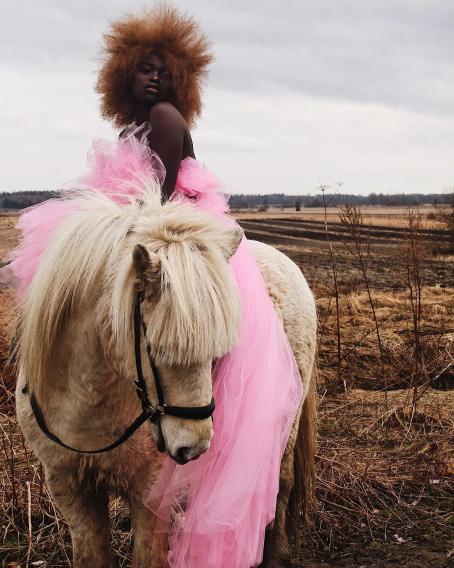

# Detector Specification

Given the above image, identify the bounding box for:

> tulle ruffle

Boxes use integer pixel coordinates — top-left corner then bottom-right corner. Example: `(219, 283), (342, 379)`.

(4, 199), (81, 295)
(173, 157), (229, 217)
(73, 122), (166, 200)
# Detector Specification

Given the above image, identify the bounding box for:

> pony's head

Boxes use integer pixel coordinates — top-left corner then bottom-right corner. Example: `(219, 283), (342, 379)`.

(109, 197), (242, 462)
(19, 183), (242, 463)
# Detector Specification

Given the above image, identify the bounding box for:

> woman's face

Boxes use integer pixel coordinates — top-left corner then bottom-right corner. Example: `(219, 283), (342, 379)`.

(131, 53), (171, 106)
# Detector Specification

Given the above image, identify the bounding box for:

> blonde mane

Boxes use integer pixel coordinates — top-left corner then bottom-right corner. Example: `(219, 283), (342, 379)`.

(18, 183), (241, 400)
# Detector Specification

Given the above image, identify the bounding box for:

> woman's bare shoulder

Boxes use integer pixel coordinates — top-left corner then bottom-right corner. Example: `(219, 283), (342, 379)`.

(149, 101), (187, 130)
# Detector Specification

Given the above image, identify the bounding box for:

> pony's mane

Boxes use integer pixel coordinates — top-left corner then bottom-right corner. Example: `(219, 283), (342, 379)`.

(18, 183), (241, 399)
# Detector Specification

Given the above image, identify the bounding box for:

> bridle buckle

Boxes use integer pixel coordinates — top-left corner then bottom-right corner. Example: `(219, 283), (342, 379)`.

(156, 403), (166, 415)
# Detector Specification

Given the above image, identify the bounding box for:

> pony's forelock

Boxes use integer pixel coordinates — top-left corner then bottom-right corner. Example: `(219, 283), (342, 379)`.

(111, 201), (241, 367)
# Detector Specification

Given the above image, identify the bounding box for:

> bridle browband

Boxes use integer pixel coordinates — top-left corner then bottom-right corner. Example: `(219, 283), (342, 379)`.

(23, 291), (215, 454)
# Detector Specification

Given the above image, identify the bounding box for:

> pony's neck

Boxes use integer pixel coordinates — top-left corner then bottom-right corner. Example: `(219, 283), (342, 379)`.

(38, 307), (140, 444)
(53, 310), (114, 410)
(74, 323), (108, 395)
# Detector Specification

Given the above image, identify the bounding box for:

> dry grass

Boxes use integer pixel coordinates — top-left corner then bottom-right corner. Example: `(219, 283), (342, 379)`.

(317, 285), (454, 391)
(0, 215), (19, 263)
(306, 388), (454, 565)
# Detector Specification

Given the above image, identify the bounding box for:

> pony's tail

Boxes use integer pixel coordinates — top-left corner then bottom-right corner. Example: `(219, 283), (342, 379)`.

(288, 363), (317, 558)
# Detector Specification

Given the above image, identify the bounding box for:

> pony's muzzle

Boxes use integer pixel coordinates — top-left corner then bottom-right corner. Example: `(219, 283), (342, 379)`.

(164, 418), (212, 465)
(171, 444), (207, 465)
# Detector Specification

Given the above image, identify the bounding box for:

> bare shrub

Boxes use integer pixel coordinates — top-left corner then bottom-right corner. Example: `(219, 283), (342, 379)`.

(396, 207), (429, 409)
(339, 202), (388, 406)
(320, 184), (343, 391)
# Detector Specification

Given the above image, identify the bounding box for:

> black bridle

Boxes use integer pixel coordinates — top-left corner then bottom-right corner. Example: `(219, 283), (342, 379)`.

(24, 292), (215, 454)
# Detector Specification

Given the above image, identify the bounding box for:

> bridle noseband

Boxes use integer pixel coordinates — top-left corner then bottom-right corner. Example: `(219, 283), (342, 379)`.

(24, 292), (215, 454)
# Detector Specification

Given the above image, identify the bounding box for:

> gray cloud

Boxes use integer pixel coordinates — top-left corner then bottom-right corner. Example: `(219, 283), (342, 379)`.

(208, 0), (454, 116)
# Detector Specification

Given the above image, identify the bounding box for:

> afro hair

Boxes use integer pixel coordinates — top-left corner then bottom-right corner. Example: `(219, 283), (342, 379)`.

(96, 4), (213, 129)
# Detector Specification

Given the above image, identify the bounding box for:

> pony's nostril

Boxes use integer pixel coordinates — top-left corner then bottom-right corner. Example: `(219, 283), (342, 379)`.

(175, 446), (191, 464)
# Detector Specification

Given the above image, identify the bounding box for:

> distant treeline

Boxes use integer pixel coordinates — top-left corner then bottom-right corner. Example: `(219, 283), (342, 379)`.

(0, 190), (451, 210)
(229, 192), (451, 209)
(0, 191), (58, 209)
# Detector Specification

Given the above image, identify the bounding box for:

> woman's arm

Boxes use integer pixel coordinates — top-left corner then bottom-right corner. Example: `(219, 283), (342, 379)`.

(148, 102), (186, 201)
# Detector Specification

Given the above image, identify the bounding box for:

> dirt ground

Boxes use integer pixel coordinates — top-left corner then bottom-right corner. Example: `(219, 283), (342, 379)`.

(1, 207), (453, 567)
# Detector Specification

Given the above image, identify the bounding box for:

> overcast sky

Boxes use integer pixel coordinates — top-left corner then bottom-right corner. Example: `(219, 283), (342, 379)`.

(1, 0), (453, 195)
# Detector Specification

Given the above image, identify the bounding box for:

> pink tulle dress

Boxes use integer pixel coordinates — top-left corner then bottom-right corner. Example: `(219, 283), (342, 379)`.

(6, 124), (303, 567)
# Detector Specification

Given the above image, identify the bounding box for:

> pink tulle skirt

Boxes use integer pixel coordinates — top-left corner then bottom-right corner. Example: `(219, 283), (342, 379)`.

(6, 124), (303, 567)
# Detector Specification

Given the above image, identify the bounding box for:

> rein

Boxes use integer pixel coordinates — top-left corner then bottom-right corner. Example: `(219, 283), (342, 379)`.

(24, 292), (215, 454)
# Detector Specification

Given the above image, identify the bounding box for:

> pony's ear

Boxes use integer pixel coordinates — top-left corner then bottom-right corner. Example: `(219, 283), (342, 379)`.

(223, 228), (244, 261)
(132, 244), (161, 297)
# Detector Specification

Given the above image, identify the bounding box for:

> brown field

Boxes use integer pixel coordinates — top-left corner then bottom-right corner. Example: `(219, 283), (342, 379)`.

(233, 205), (448, 230)
(1, 205), (453, 567)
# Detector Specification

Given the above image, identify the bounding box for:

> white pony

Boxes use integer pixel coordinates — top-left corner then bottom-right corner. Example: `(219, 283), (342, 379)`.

(15, 183), (317, 568)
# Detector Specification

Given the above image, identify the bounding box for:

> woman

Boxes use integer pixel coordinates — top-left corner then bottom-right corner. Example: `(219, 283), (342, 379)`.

(96, 4), (213, 203)
(9, 5), (304, 567)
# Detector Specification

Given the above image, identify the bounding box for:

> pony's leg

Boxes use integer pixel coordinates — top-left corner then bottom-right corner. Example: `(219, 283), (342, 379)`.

(261, 438), (297, 568)
(45, 467), (112, 568)
(128, 486), (168, 568)
(262, 372), (316, 568)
